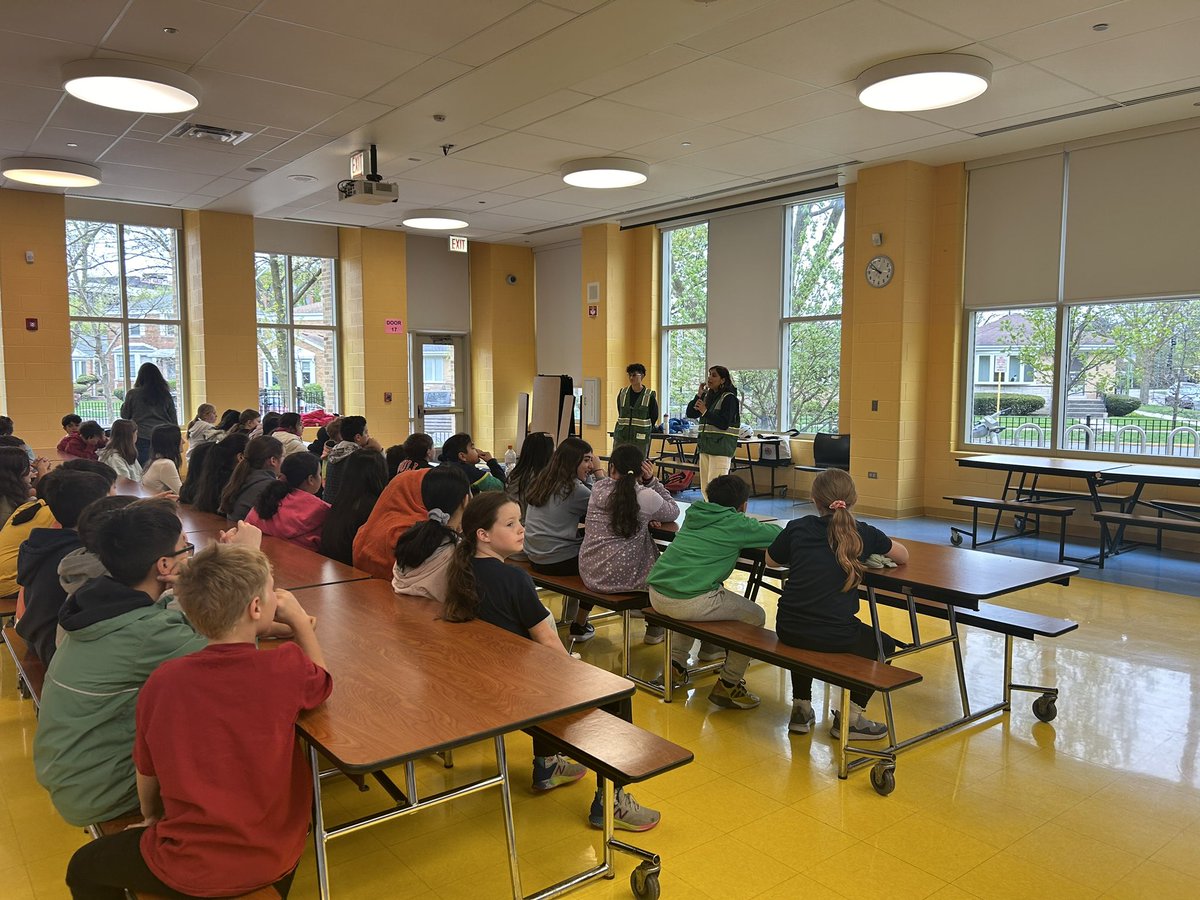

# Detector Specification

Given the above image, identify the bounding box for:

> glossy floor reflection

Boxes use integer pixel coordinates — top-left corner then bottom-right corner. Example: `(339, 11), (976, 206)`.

(2, 560), (1199, 898)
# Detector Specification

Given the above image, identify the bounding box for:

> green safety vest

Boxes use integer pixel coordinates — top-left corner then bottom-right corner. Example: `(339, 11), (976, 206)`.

(613, 386), (655, 449)
(697, 391), (740, 457)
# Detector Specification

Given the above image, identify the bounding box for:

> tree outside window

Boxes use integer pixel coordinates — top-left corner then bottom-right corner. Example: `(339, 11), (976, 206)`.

(661, 223), (708, 421)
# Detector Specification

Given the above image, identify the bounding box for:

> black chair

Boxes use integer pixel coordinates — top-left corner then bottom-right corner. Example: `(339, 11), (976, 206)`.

(795, 433), (850, 472)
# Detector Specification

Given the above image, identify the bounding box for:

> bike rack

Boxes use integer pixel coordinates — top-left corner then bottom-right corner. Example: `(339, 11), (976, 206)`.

(1012, 422), (1047, 448)
(1113, 424), (1147, 453)
(1167, 426), (1200, 457)
(1063, 423), (1095, 451)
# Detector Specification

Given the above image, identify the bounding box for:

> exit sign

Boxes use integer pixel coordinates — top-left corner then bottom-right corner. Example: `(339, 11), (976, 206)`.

(449, 235), (468, 253)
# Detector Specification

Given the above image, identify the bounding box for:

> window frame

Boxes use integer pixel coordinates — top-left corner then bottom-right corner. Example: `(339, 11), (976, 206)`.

(659, 222), (708, 422)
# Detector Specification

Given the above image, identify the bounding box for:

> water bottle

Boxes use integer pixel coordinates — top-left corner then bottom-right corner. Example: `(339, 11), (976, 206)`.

(504, 445), (517, 473)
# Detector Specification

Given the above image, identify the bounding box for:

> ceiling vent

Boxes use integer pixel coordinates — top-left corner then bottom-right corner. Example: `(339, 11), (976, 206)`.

(167, 122), (251, 145)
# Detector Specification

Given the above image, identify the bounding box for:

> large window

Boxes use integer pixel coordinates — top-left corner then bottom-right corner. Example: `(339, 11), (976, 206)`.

(67, 220), (184, 427)
(255, 254), (338, 414)
(661, 223), (708, 422)
(965, 300), (1200, 457)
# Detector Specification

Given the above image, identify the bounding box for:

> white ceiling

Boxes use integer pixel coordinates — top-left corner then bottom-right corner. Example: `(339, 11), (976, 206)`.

(2, 0), (1199, 244)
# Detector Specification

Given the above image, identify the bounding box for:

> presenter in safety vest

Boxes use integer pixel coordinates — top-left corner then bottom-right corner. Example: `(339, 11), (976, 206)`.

(686, 365), (740, 500)
(613, 363), (659, 455)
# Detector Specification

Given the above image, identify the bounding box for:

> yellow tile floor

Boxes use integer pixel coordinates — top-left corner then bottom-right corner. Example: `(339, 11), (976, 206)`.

(3, 566), (1200, 899)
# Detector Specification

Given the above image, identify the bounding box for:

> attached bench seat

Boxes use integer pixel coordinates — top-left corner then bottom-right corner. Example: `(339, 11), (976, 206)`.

(944, 495), (1075, 562)
(864, 589), (1078, 641)
(1093, 510), (1200, 566)
(3, 624), (46, 709)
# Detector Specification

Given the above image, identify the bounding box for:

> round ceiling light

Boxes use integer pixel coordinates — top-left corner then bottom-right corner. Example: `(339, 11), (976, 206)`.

(561, 157), (649, 189)
(62, 59), (201, 113)
(2, 157), (101, 187)
(855, 53), (992, 112)
(401, 210), (469, 230)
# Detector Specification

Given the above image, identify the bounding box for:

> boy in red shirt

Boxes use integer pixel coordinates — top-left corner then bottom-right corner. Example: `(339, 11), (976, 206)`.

(65, 544), (332, 899)
(58, 420), (105, 460)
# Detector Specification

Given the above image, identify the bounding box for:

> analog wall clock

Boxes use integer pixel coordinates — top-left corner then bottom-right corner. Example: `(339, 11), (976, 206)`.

(865, 254), (894, 288)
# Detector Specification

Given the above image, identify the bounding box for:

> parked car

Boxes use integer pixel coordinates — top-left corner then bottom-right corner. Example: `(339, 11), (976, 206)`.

(1149, 383), (1199, 408)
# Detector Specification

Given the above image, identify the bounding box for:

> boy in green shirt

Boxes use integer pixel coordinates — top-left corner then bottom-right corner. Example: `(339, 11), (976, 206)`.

(646, 475), (781, 710)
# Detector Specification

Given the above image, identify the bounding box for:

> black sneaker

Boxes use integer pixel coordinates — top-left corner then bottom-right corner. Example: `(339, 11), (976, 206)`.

(569, 621), (596, 642)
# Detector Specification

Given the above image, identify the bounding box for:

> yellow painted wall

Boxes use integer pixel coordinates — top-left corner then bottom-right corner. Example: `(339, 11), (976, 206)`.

(338, 227), (408, 449)
(182, 210), (257, 416)
(469, 242), (535, 456)
(0, 189), (73, 453)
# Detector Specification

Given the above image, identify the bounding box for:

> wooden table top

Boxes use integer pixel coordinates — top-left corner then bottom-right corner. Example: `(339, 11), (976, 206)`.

(176, 505), (228, 534)
(190, 532), (372, 591)
(292, 579), (635, 773)
(957, 454), (1131, 477)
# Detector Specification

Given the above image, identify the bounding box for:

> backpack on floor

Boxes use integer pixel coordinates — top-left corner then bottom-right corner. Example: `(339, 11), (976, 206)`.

(662, 470), (694, 493)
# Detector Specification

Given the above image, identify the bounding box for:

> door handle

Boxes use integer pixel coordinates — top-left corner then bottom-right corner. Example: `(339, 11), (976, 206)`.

(417, 405), (424, 417)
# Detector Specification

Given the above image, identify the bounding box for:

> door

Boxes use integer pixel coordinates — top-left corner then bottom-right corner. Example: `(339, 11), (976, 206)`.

(412, 334), (467, 448)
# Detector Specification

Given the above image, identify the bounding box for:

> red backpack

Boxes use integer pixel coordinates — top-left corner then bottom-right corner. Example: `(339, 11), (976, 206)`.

(662, 470), (694, 494)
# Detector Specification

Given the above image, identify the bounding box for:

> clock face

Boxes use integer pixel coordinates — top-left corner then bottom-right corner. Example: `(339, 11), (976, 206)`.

(865, 254), (894, 288)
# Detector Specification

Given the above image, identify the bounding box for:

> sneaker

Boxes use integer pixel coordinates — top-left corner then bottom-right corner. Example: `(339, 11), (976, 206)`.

(697, 646), (727, 662)
(532, 754), (587, 791)
(643, 625), (665, 645)
(650, 660), (690, 690)
(588, 788), (661, 832)
(788, 701), (816, 734)
(708, 678), (760, 710)
(569, 621), (596, 642)
(829, 710), (889, 741)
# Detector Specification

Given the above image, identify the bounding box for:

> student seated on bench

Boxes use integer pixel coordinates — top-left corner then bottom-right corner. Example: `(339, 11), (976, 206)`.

(65, 542), (332, 900)
(35, 499), (209, 828)
(444, 492), (660, 832)
(646, 474), (781, 709)
(768, 469), (909, 740)
(391, 466), (470, 600)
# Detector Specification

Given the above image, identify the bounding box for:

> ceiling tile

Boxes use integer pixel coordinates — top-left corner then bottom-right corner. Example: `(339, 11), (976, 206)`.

(879, 0), (1110, 42)
(71, 183), (191, 204)
(680, 0), (847, 54)
(492, 173), (568, 198)
(310, 101), (394, 139)
(203, 0), (259, 9)
(487, 90), (591, 131)
(367, 57), (473, 108)
(607, 57), (813, 122)
(189, 69), (352, 132)
(634, 162), (750, 196)
(521, 99), (701, 151)
(1034, 18), (1200, 96)
(985, 0), (1200, 60)
(385, 179), (477, 205)
(201, 16), (426, 97)
(94, 162), (216, 192)
(455, 131), (604, 172)
(769, 107), (948, 155)
(449, 209), (547, 231)
(45, 95), (144, 135)
(441, 3), (577, 67)
(28, 127), (118, 158)
(570, 44), (702, 97)
(0, 120), (39, 151)
(677, 137), (829, 177)
(0, 82), (62, 125)
(719, 0), (971, 88)
(536, 184), (661, 209)
(257, 0), (527, 54)
(403, 124), (508, 161)
(192, 174), (252, 196)
(962, 98), (1114, 135)
(911, 64), (1098, 129)
(0, 30), (94, 90)
(718, 91), (859, 135)
(1111, 76), (1200, 103)
(622, 124), (752, 165)
(401, 157), (536, 191)
(264, 132), (335, 162)
(174, 193), (220, 208)
(100, 137), (256, 176)
(103, 0), (247, 66)
(481, 196), (600, 222)
(0, 1), (125, 45)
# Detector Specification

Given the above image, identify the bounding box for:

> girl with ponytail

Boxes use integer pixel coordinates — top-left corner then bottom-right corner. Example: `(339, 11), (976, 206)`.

(218, 436), (283, 521)
(245, 452), (329, 550)
(391, 466), (470, 600)
(767, 468), (909, 741)
(441, 489), (663, 832)
(579, 443), (679, 644)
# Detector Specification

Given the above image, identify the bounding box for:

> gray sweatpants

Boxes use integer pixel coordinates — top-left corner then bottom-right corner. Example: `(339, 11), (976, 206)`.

(648, 585), (765, 680)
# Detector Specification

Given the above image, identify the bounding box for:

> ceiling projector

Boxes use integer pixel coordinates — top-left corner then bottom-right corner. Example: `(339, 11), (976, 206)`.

(337, 143), (398, 204)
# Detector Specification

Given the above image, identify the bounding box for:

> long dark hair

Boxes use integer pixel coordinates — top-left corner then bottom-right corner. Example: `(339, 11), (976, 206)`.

(215, 409), (240, 432)
(193, 433), (249, 513)
(151, 424), (182, 467)
(133, 362), (171, 406)
(394, 467), (470, 571)
(525, 437), (591, 508)
(507, 433), (553, 497)
(607, 443), (645, 539)
(444, 492), (517, 623)
(255, 452), (320, 521)
(0, 447), (30, 513)
(108, 419), (138, 465)
(219, 436), (282, 516)
(178, 440), (214, 505)
(231, 409), (260, 434)
(319, 450), (387, 564)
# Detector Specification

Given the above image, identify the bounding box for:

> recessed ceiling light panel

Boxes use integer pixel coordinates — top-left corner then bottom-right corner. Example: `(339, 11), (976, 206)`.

(2, 156), (101, 187)
(561, 157), (649, 189)
(856, 53), (992, 112)
(62, 59), (201, 113)
(401, 210), (469, 230)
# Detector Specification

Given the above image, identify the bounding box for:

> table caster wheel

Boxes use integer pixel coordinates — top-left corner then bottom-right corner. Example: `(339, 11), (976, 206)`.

(17, 677), (30, 700)
(950, 531), (963, 546)
(1013, 515), (1028, 533)
(870, 763), (896, 796)
(1033, 694), (1057, 722)
(631, 862), (660, 899)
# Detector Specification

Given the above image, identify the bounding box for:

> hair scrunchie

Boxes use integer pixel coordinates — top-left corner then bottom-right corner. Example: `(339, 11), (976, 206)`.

(828, 500), (848, 511)
(428, 508), (451, 525)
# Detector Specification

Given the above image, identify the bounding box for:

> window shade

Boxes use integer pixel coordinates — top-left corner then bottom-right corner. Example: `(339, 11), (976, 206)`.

(253, 218), (338, 259)
(964, 154), (1063, 309)
(706, 206), (784, 369)
(1064, 126), (1200, 303)
(64, 197), (182, 230)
